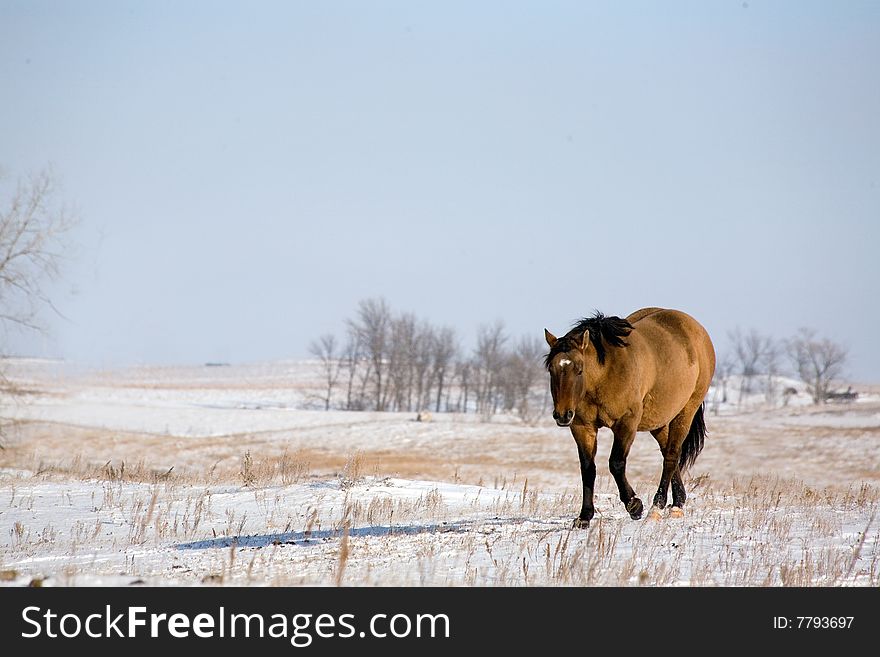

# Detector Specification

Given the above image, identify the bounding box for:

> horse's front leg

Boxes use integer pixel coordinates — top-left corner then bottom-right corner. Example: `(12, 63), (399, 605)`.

(570, 424), (597, 528)
(610, 419), (644, 520)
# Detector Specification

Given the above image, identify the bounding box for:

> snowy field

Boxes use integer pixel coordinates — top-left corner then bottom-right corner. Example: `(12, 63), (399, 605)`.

(1, 358), (878, 586)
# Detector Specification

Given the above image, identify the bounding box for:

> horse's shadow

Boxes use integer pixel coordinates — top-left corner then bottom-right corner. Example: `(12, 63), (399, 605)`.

(174, 521), (473, 551)
(174, 515), (574, 552)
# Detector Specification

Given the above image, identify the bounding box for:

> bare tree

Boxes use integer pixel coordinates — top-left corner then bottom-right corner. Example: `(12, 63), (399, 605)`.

(347, 297), (391, 411)
(341, 326), (364, 410)
(504, 335), (546, 424)
(309, 333), (341, 410)
(387, 312), (417, 411)
(410, 320), (435, 412)
(0, 167), (75, 334)
(786, 328), (848, 404)
(1, 167), (76, 447)
(473, 320), (507, 419)
(454, 358), (473, 413)
(763, 338), (781, 404)
(431, 326), (458, 412)
(710, 352), (735, 414)
(728, 328), (775, 403)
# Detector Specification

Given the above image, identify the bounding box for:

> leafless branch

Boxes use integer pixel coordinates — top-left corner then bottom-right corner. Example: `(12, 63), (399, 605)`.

(0, 166), (76, 338)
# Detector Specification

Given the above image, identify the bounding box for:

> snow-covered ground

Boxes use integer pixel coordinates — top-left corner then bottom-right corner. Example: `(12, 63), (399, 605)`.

(1, 359), (878, 586)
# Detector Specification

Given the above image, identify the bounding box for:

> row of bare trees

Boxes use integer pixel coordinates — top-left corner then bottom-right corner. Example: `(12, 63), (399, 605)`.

(718, 327), (849, 405)
(315, 306), (852, 419)
(309, 298), (548, 422)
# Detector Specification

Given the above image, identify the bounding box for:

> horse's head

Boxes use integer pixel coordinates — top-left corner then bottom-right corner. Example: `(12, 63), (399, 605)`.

(543, 328), (589, 427)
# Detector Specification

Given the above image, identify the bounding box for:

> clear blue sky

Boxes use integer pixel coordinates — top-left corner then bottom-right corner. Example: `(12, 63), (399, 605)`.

(2, 1), (879, 380)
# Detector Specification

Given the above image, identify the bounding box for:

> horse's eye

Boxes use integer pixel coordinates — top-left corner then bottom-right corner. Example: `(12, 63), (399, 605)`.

(575, 367), (583, 375)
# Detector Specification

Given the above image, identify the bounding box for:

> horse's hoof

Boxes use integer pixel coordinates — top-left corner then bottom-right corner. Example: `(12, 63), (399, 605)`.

(572, 517), (591, 529)
(668, 506), (684, 519)
(626, 497), (644, 520)
(646, 507), (663, 521)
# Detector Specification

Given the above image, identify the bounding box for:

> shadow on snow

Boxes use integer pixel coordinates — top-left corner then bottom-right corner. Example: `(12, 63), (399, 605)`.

(173, 515), (571, 551)
(174, 521), (471, 551)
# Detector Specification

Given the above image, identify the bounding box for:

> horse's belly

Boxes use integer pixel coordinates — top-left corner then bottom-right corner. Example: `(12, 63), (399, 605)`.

(638, 402), (672, 431)
(638, 375), (698, 430)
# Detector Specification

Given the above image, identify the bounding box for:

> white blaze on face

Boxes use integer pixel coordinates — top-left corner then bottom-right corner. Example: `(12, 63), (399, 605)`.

(559, 358), (572, 368)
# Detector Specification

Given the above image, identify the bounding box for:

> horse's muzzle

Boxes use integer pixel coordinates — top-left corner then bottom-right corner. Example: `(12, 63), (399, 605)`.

(553, 409), (574, 427)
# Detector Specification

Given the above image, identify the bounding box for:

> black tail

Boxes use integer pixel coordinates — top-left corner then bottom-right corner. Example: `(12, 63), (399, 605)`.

(679, 403), (707, 472)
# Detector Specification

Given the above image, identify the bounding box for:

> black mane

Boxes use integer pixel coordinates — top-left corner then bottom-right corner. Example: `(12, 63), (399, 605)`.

(544, 311), (633, 369)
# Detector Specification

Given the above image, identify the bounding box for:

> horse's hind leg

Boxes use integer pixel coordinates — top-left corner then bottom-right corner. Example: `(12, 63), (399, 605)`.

(671, 470), (687, 509)
(652, 406), (699, 517)
(648, 425), (670, 519)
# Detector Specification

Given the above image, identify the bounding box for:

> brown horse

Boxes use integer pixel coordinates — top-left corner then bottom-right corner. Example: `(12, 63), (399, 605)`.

(544, 308), (715, 528)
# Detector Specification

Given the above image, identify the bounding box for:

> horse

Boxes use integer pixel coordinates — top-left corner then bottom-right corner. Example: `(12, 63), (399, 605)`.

(543, 307), (715, 528)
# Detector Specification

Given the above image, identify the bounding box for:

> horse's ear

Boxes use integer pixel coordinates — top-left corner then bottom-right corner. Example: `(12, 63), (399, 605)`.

(544, 329), (557, 348)
(579, 330), (591, 351)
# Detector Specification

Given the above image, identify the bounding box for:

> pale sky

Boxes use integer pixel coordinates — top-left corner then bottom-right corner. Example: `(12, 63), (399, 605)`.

(2, 1), (879, 380)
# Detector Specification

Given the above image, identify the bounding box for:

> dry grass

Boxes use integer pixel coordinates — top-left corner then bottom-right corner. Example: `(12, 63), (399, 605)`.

(1, 469), (876, 587)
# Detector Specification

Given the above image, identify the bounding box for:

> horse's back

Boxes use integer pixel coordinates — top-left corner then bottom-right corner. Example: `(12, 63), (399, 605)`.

(628, 308), (716, 413)
(633, 308), (714, 362)
(629, 308), (710, 344)
(625, 307), (665, 324)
